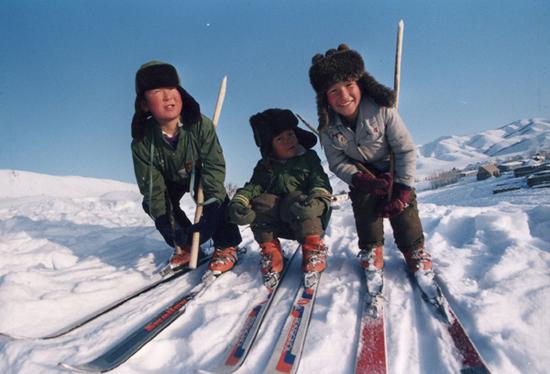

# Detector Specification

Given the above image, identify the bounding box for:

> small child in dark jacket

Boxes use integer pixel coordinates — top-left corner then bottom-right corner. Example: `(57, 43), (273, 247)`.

(227, 108), (332, 288)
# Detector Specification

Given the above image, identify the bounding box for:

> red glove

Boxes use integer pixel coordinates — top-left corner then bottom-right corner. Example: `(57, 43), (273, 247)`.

(351, 172), (393, 197)
(378, 183), (412, 218)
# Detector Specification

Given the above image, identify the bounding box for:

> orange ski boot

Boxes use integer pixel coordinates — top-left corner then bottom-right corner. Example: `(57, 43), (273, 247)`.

(259, 239), (284, 288)
(208, 246), (238, 275)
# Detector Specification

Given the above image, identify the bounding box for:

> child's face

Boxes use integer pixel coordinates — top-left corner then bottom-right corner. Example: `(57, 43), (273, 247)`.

(272, 129), (299, 160)
(326, 80), (362, 121)
(142, 87), (182, 124)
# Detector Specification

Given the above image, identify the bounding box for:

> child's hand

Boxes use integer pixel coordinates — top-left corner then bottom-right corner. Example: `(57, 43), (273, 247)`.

(186, 201), (221, 235)
(351, 172), (392, 197)
(227, 202), (256, 225)
(289, 195), (325, 220)
(377, 183), (412, 218)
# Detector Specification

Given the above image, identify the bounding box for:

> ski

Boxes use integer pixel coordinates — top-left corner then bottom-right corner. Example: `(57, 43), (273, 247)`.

(0, 256), (211, 340)
(264, 273), (322, 374)
(0, 254), (212, 341)
(354, 293), (387, 374)
(58, 250), (243, 373)
(414, 275), (491, 373)
(210, 246), (300, 373)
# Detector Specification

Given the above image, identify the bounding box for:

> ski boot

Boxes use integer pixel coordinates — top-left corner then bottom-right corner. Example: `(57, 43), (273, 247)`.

(403, 247), (442, 305)
(358, 246), (384, 297)
(208, 246), (239, 275)
(302, 235), (327, 288)
(259, 239), (284, 289)
(158, 245), (192, 276)
(169, 245), (192, 268)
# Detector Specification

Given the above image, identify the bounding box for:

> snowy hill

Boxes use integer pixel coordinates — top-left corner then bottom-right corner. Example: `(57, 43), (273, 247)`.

(0, 169), (138, 198)
(416, 118), (550, 178)
(0, 169), (549, 373)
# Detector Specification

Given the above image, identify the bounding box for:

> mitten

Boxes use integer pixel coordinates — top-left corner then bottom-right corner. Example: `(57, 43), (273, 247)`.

(289, 195), (325, 219)
(352, 172), (393, 197)
(378, 183), (412, 218)
(227, 201), (256, 225)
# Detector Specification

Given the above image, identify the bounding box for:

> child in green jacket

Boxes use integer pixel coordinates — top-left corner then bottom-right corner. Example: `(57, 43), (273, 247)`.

(131, 61), (241, 273)
(226, 109), (332, 287)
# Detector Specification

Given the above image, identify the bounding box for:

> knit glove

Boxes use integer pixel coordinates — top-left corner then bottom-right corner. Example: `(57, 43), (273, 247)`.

(351, 172), (393, 197)
(378, 183), (412, 218)
(227, 201), (256, 225)
(289, 194), (325, 220)
(186, 201), (221, 236)
(154, 214), (189, 247)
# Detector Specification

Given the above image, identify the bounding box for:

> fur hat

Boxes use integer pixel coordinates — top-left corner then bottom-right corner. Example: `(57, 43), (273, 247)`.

(131, 61), (201, 140)
(250, 108), (317, 158)
(308, 44), (395, 130)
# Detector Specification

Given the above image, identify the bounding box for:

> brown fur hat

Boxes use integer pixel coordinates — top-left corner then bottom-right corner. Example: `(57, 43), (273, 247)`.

(308, 44), (395, 130)
(250, 108), (317, 159)
(131, 61), (201, 140)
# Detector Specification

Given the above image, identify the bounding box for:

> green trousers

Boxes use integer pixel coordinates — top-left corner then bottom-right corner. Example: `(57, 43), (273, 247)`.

(349, 188), (424, 253)
(250, 191), (327, 244)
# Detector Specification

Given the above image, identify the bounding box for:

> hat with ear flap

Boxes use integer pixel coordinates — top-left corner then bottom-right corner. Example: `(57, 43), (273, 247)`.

(249, 108), (317, 158)
(308, 44), (395, 131)
(131, 61), (201, 140)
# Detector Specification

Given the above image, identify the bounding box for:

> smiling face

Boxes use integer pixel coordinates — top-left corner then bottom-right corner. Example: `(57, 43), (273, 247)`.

(142, 87), (182, 126)
(326, 80), (362, 121)
(271, 129), (299, 160)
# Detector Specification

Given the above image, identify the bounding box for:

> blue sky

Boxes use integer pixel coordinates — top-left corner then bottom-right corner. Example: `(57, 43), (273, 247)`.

(1, 0), (548, 186)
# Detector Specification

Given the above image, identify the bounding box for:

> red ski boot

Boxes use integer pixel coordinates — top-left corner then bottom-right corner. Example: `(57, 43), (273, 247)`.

(169, 245), (192, 269)
(302, 235), (328, 287)
(259, 239), (284, 288)
(403, 247), (439, 301)
(358, 246), (384, 296)
(208, 246), (238, 275)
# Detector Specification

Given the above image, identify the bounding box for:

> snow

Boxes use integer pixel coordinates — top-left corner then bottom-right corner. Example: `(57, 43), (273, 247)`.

(1, 149), (550, 373)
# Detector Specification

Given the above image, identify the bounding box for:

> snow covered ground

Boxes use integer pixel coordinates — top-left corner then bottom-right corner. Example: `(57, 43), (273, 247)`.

(0, 168), (549, 373)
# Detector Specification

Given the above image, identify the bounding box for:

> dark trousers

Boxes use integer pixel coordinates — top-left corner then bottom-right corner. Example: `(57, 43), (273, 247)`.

(167, 182), (241, 249)
(250, 191), (325, 244)
(349, 188), (424, 253)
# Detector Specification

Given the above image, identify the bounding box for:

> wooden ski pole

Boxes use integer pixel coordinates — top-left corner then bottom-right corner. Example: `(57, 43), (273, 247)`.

(188, 76), (227, 269)
(388, 20), (404, 201)
(394, 19), (404, 111)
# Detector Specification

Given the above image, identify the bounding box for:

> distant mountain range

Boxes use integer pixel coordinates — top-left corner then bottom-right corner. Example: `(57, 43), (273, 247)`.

(416, 118), (550, 178)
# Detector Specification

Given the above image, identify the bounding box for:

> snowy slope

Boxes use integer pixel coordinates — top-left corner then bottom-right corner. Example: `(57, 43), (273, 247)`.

(0, 168), (549, 374)
(416, 118), (550, 177)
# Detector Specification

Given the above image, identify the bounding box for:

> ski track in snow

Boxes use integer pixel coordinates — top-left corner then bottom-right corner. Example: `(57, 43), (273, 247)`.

(0, 169), (549, 373)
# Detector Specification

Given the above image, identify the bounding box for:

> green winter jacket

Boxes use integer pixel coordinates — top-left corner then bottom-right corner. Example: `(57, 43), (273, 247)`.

(232, 149), (332, 208)
(131, 115), (226, 219)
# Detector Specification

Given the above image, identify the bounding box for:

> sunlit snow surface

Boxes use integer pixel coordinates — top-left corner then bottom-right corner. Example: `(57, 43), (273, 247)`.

(0, 168), (548, 374)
